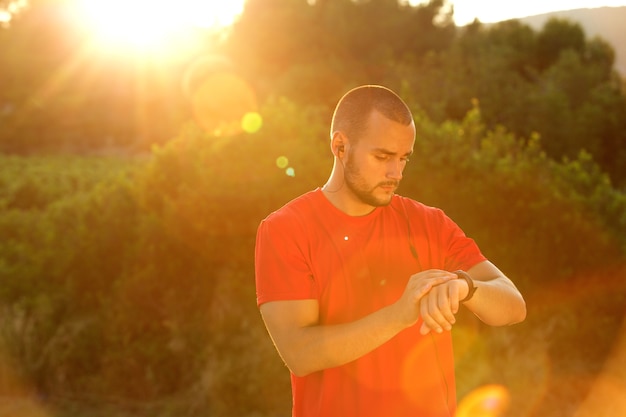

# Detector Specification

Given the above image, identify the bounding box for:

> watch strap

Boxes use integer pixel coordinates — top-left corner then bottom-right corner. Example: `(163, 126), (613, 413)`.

(454, 270), (477, 303)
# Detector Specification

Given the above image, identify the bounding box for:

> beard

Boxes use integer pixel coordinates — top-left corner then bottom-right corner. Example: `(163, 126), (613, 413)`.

(343, 156), (398, 207)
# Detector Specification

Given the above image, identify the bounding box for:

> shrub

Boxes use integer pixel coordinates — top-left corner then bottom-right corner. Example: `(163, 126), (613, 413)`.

(1, 99), (625, 416)
(404, 105), (626, 290)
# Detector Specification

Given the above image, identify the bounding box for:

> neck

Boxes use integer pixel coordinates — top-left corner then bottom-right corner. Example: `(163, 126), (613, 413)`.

(321, 160), (376, 217)
(322, 158), (343, 192)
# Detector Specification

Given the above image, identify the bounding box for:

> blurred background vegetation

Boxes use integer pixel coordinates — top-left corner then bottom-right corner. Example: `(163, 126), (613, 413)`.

(0, 0), (625, 416)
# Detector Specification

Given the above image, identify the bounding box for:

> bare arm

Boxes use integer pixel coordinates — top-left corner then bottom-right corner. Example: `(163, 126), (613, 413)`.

(419, 260), (527, 334)
(260, 270), (456, 377)
(463, 260), (527, 324)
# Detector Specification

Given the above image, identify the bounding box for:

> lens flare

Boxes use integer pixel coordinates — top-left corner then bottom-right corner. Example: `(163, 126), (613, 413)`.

(76, 0), (245, 52)
(286, 167), (295, 177)
(456, 384), (510, 417)
(182, 55), (257, 136)
(276, 156), (289, 169)
(0, 10), (11, 26)
(241, 111), (263, 134)
(574, 317), (626, 416)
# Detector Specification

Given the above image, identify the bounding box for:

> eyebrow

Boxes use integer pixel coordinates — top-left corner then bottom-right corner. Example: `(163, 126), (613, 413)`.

(372, 147), (414, 157)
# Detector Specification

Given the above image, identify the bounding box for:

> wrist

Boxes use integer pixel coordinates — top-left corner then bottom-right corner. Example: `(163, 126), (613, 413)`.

(454, 270), (477, 302)
(389, 298), (418, 330)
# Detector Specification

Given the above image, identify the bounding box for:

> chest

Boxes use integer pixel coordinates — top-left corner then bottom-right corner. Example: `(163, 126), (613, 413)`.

(307, 215), (422, 323)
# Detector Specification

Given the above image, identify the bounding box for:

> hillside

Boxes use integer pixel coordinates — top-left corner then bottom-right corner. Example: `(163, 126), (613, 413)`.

(517, 6), (626, 77)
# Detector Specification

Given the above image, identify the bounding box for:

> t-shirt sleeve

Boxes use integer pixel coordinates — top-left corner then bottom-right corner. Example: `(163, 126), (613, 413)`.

(439, 211), (487, 272)
(254, 213), (317, 307)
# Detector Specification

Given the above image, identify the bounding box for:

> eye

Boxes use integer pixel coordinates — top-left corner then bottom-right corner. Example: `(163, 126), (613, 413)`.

(375, 155), (389, 161)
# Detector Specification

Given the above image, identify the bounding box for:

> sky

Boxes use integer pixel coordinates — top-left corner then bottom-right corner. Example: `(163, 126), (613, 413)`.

(215, 0), (626, 28)
(4, 1), (626, 30)
(424, 0), (626, 26)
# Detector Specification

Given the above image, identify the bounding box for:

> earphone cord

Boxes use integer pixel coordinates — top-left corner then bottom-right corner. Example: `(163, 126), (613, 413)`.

(392, 201), (453, 417)
(429, 332), (452, 417)
(322, 149), (347, 194)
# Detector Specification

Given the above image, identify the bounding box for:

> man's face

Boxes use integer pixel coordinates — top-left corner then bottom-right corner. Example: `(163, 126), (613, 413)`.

(342, 110), (415, 208)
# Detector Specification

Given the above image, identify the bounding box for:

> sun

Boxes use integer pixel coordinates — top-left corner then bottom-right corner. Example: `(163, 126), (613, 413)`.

(76, 0), (245, 53)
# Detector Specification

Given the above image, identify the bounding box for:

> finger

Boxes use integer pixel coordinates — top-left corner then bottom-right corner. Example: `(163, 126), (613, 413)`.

(420, 290), (447, 334)
(420, 296), (439, 334)
(449, 280), (461, 314)
(437, 286), (456, 326)
(413, 270), (456, 282)
(412, 273), (451, 298)
(414, 282), (434, 299)
(420, 272), (456, 293)
(427, 289), (451, 332)
(430, 271), (457, 283)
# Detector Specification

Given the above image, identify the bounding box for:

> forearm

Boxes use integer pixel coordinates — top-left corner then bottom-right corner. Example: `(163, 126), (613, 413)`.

(463, 270), (526, 326)
(261, 270), (456, 376)
(267, 302), (408, 377)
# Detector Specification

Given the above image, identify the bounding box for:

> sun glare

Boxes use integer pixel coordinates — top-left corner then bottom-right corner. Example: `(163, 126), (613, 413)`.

(76, 0), (245, 52)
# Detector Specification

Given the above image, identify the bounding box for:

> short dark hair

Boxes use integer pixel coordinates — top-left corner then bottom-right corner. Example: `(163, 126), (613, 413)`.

(330, 85), (413, 141)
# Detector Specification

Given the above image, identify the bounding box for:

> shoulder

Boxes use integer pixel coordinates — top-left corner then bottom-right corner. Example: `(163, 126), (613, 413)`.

(263, 189), (320, 221)
(259, 189), (323, 234)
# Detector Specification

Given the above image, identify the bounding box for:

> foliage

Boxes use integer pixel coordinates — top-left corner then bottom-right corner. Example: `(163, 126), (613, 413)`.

(0, 155), (138, 394)
(227, 0), (456, 106)
(2, 0), (625, 186)
(403, 17), (626, 187)
(227, 3), (626, 186)
(404, 105), (626, 289)
(1, 1), (626, 415)
(1, 97), (626, 416)
(0, 95), (328, 411)
(116, 96), (327, 410)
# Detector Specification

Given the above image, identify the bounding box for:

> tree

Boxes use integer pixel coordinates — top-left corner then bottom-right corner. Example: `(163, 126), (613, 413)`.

(226, 0), (456, 107)
(406, 17), (626, 187)
(535, 18), (585, 70)
(0, 0), (191, 153)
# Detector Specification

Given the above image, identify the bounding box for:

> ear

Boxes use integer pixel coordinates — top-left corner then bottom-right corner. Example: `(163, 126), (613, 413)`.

(330, 131), (347, 158)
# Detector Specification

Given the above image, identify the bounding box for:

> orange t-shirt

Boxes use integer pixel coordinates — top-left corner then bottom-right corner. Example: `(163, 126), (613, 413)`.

(255, 189), (486, 417)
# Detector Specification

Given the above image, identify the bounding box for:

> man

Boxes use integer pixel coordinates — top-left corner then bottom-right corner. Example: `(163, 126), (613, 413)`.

(255, 85), (526, 417)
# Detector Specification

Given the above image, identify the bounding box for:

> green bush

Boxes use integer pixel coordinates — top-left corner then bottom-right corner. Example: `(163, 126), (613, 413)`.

(119, 97), (328, 409)
(0, 99), (625, 416)
(403, 105), (626, 290)
(0, 155), (139, 394)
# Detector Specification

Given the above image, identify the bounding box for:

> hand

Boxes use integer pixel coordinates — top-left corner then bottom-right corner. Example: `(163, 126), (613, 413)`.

(419, 277), (469, 335)
(394, 270), (457, 328)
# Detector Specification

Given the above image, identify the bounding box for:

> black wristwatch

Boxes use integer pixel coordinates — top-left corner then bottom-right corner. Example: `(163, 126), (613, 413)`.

(454, 270), (477, 302)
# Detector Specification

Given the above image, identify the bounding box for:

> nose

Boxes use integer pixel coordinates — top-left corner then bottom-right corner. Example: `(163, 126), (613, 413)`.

(386, 160), (404, 181)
